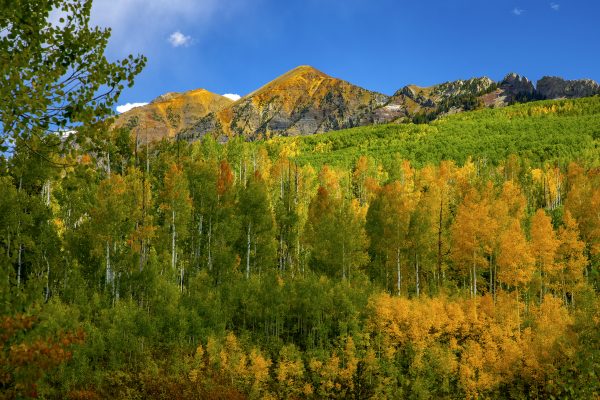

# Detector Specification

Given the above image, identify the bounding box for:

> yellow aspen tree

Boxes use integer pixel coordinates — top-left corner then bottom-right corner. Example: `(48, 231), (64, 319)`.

(556, 211), (587, 305)
(530, 209), (559, 301)
(565, 162), (600, 256)
(497, 219), (535, 328)
(451, 188), (495, 297)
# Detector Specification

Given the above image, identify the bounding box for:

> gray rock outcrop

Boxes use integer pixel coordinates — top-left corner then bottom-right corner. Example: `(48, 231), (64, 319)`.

(536, 76), (600, 99)
(500, 73), (535, 102)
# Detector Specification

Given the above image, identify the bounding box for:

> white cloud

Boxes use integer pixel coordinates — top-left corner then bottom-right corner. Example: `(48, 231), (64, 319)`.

(116, 102), (149, 113)
(550, 2), (560, 11)
(222, 93), (241, 101)
(89, 0), (247, 56)
(168, 31), (192, 47)
(512, 8), (525, 16)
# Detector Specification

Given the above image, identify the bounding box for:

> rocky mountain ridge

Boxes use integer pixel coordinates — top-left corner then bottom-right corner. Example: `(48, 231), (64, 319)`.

(113, 88), (233, 142)
(115, 67), (600, 142)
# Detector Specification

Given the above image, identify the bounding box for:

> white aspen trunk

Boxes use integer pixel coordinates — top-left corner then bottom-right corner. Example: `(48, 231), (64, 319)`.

(540, 268), (543, 304)
(207, 217), (212, 271)
(473, 264), (477, 296)
(280, 174), (284, 200)
(42, 180), (51, 206)
(469, 266), (473, 298)
(171, 209), (176, 270)
(197, 215), (203, 266)
(396, 247), (401, 296)
(107, 152), (111, 177)
(115, 272), (120, 301)
(494, 263), (497, 302)
(279, 234), (284, 271)
(516, 288), (521, 334)
(246, 222), (251, 279)
(106, 241), (112, 286)
(17, 244), (22, 288)
(489, 256), (493, 297)
(342, 241), (346, 281)
(180, 267), (184, 293)
(415, 253), (420, 298)
(44, 252), (50, 302)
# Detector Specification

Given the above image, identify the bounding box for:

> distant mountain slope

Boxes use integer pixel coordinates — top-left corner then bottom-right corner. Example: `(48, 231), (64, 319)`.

(180, 65), (389, 141)
(114, 89), (233, 142)
(373, 76), (499, 123)
(279, 96), (600, 168)
(117, 67), (600, 143)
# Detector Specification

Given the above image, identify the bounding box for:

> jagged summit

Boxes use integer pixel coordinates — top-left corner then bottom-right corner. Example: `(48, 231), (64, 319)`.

(180, 65), (389, 141)
(117, 67), (600, 142)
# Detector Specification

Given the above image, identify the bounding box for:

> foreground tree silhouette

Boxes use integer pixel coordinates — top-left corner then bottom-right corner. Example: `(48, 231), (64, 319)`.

(0, 0), (146, 152)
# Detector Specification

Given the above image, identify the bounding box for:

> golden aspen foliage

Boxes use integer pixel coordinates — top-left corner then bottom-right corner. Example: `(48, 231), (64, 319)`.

(556, 211), (587, 302)
(530, 209), (560, 297)
(497, 219), (535, 289)
(565, 162), (600, 254)
(275, 345), (305, 397)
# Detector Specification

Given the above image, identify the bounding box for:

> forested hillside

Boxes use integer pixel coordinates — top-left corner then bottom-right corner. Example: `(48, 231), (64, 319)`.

(2, 97), (599, 399)
(279, 96), (600, 168)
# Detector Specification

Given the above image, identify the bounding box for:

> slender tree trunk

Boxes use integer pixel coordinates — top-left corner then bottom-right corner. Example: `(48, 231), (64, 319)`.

(516, 288), (521, 335)
(437, 195), (443, 287)
(180, 267), (184, 293)
(44, 252), (50, 302)
(207, 217), (212, 271)
(246, 222), (251, 279)
(342, 241), (346, 281)
(494, 262), (497, 302)
(396, 247), (401, 296)
(107, 152), (111, 177)
(538, 261), (543, 304)
(196, 214), (203, 269)
(171, 209), (177, 270)
(17, 244), (22, 288)
(415, 252), (420, 298)
(106, 240), (112, 287)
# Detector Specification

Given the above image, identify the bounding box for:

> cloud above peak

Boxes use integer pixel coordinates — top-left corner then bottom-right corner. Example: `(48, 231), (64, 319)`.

(222, 93), (241, 101)
(169, 31), (192, 47)
(512, 8), (525, 16)
(90, 0), (247, 56)
(550, 3), (560, 11)
(116, 102), (148, 113)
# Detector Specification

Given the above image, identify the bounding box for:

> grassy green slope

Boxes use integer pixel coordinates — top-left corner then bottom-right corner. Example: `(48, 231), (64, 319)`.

(266, 97), (600, 168)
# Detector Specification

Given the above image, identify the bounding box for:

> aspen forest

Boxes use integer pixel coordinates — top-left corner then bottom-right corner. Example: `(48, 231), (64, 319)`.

(1, 122), (600, 398)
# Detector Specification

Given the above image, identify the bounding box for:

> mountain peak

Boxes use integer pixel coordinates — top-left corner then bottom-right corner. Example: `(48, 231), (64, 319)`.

(114, 87), (232, 141)
(289, 65), (326, 74)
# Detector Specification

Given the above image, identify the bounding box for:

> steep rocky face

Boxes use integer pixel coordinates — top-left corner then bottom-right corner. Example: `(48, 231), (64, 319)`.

(536, 76), (600, 99)
(181, 66), (389, 141)
(123, 69), (600, 143)
(374, 77), (497, 123)
(500, 73), (536, 102)
(114, 89), (233, 142)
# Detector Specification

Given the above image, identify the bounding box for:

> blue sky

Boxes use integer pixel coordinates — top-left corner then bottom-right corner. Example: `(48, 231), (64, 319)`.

(90, 0), (600, 113)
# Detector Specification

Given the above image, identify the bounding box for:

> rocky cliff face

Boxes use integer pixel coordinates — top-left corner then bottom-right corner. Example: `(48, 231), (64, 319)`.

(374, 77), (497, 123)
(180, 66), (389, 141)
(536, 76), (600, 99)
(121, 67), (599, 143)
(114, 89), (233, 142)
(499, 73), (536, 102)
